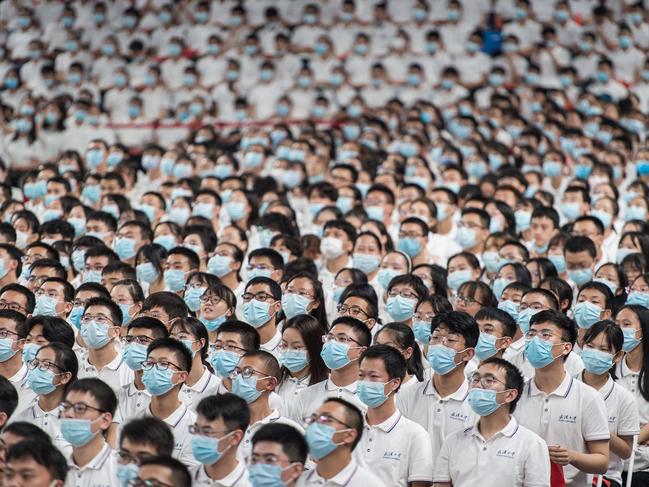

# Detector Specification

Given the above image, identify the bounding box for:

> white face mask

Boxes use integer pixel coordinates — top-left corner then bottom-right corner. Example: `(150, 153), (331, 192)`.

(320, 237), (345, 259)
(16, 231), (29, 249)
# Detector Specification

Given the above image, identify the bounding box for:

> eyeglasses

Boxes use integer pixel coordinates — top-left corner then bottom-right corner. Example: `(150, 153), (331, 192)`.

(429, 333), (463, 346)
(285, 287), (314, 300)
(303, 413), (352, 429)
(336, 304), (369, 318)
(0, 300), (26, 312)
(525, 329), (561, 341)
(229, 366), (270, 380)
(413, 312), (434, 322)
(398, 231), (424, 239)
(450, 294), (483, 307)
(246, 453), (286, 466)
(59, 401), (104, 415)
(0, 329), (18, 340)
(188, 424), (231, 438)
(387, 289), (419, 300)
(242, 292), (275, 302)
(128, 478), (173, 487)
(80, 314), (115, 326)
(115, 450), (155, 466)
(141, 360), (183, 372)
(322, 333), (361, 346)
(27, 359), (61, 372)
(469, 373), (507, 389)
(210, 343), (247, 354)
(122, 335), (154, 346)
(199, 294), (222, 305)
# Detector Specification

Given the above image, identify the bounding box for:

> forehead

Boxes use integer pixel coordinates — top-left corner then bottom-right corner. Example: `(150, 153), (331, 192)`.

(522, 292), (550, 305)
(148, 346), (178, 362)
(65, 389), (98, 407)
(252, 440), (286, 458)
(477, 362), (506, 380)
(85, 304), (111, 315)
(247, 282), (272, 294)
(238, 355), (265, 370)
(216, 331), (243, 344)
(360, 356), (387, 372)
(138, 465), (174, 485)
(120, 437), (158, 455)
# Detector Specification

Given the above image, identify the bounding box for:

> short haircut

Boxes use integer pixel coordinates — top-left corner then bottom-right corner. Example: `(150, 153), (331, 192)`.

(40, 277), (74, 303)
(248, 248), (284, 270)
(323, 398), (364, 450)
(216, 321), (260, 350)
(168, 246), (200, 270)
(245, 276), (282, 300)
(83, 296), (122, 326)
(2, 421), (52, 444)
(330, 316), (371, 347)
(360, 345), (407, 390)
(196, 393), (250, 432)
(139, 456), (191, 487)
(564, 235), (596, 259)
(529, 309), (578, 346)
(480, 357), (524, 412)
(252, 423), (308, 465)
(241, 350), (281, 382)
(0, 309), (26, 338)
(147, 337), (192, 374)
(0, 244), (23, 277)
(583, 319), (624, 354)
(142, 292), (188, 321)
(0, 375), (18, 420)
(6, 439), (68, 482)
(119, 417), (175, 457)
(523, 287), (560, 311)
(474, 307), (517, 338)
(430, 311), (479, 348)
(0, 283), (35, 313)
(66, 378), (117, 415)
(127, 316), (169, 339)
(386, 274), (428, 300)
(531, 206), (559, 229)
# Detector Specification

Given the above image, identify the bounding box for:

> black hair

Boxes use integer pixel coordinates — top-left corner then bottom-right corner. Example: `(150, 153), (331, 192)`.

(196, 393), (251, 432)
(119, 416), (175, 457)
(457, 281), (497, 308)
(360, 344), (407, 391)
(139, 456), (191, 487)
(216, 321), (260, 350)
(169, 317), (210, 367)
(168, 246), (200, 271)
(248, 248), (284, 271)
(330, 316), (371, 347)
(37, 342), (78, 392)
(0, 244), (23, 278)
(480, 357), (524, 412)
(241, 349), (282, 382)
(0, 284), (35, 314)
(583, 320), (624, 356)
(66, 378), (117, 415)
(281, 315), (327, 385)
(375, 323), (424, 382)
(431, 311), (479, 348)
(386, 274), (428, 301)
(142, 291), (189, 322)
(283, 272), (328, 332)
(135, 243), (168, 277)
(615, 304), (649, 401)
(0, 309), (26, 338)
(127, 316), (169, 339)
(147, 337), (193, 374)
(474, 307), (517, 338)
(0, 375), (17, 421)
(578, 281), (614, 312)
(538, 277), (572, 313)
(245, 276), (282, 301)
(322, 398), (364, 450)
(339, 283), (378, 321)
(2, 421), (51, 444)
(83, 296), (122, 327)
(529, 309), (578, 346)
(564, 235), (596, 260)
(523, 287), (560, 311)
(251, 423), (308, 465)
(5, 439), (68, 482)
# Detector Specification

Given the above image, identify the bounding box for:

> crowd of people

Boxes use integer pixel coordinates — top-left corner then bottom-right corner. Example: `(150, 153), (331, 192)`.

(1, 0), (649, 486)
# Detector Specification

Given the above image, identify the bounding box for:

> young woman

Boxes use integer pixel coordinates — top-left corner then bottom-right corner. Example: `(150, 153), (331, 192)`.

(614, 304), (649, 485)
(14, 343), (77, 456)
(578, 320), (638, 487)
(152, 221), (183, 252)
(412, 263), (449, 297)
(492, 262), (532, 300)
(135, 243), (168, 295)
(110, 279), (144, 333)
(453, 281), (497, 317)
(198, 281), (237, 344)
(183, 272), (219, 314)
(352, 231), (384, 283)
(573, 281), (614, 349)
(595, 263), (628, 304)
(207, 242), (243, 294)
(446, 251), (481, 294)
(169, 317), (220, 411)
(384, 274), (428, 327)
(627, 273), (649, 308)
(375, 322), (425, 390)
(280, 272), (328, 333)
(276, 315), (327, 403)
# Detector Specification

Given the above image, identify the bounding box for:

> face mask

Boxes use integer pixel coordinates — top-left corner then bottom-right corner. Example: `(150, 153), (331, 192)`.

(281, 293), (311, 320)
(377, 268), (399, 290)
(192, 432), (233, 465)
(560, 202), (581, 221)
(498, 300), (519, 322)
(80, 320), (112, 349)
(142, 365), (177, 396)
(196, 311), (224, 331)
(113, 237), (137, 261)
(594, 277), (617, 294)
(279, 349), (308, 373)
(567, 268), (593, 287)
(207, 255), (231, 278)
(225, 201), (246, 221)
(626, 206), (648, 222)
(232, 374), (263, 404)
(0, 336), (17, 363)
(210, 350), (240, 378)
(320, 340), (352, 370)
(248, 462), (293, 487)
(184, 286), (207, 312)
(27, 367), (58, 395)
(118, 304), (132, 325)
(67, 217), (86, 237)
(67, 306), (83, 329)
(320, 237), (345, 259)
(116, 463), (139, 487)
(475, 333), (501, 361)
(352, 253), (380, 274)
(548, 254), (566, 274)
(573, 301), (602, 329)
(456, 227), (477, 250)
(22, 343), (39, 366)
(305, 422), (345, 460)
(397, 237), (421, 258)
(357, 380), (392, 408)
(525, 336), (563, 369)
(409, 321), (430, 345)
(136, 263), (158, 284)
(61, 418), (99, 447)
(243, 299), (274, 328)
(622, 327), (642, 352)
(516, 308), (538, 334)
(386, 295), (416, 322)
(42, 209), (62, 223)
(447, 269), (472, 291)
(492, 278), (512, 300)
(123, 342), (148, 371)
(467, 388), (504, 416)
(627, 291), (649, 308)
(34, 295), (58, 317)
(164, 269), (186, 292)
(15, 231), (29, 249)
(483, 251), (503, 273)
(427, 344), (460, 375)
(168, 207), (190, 225)
(581, 347), (613, 375)
(154, 235), (176, 251)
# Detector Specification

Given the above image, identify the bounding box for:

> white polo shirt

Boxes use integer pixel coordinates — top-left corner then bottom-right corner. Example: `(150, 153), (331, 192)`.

(10, 366), (35, 415)
(238, 409), (304, 460)
(260, 329), (282, 359)
(287, 378), (366, 423)
(190, 460), (250, 487)
(577, 374), (640, 485)
(615, 358), (649, 472)
(296, 458), (386, 487)
(77, 351), (133, 395)
(65, 443), (117, 487)
(505, 347), (584, 380)
(276, 374), (311, 404)
(353, 410), (433, 487)
(433, 416), (551, 487)
(514, 374), (610, 486)
(13, 399), (72, 458)
(395, 377), (476, 459)
(114, 382), (151, 424)
(155, 403), (199, 469)
(180, 368), (221, 412)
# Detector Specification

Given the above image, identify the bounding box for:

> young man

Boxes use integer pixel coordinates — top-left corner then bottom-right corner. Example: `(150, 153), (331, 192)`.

(249, 423), (307, 487)
(82, 245), (119, 284)
(190, 393), (250, 485)
(0, 310), (27, 394)
(164, 247), (199, 295)
(456, 208), (490, 257)
(396, 311), (478, 459)
(528, 206), (559, 256)
(3, 439), (68, 487)
(116, 417), (175, 487)
(232, 351), (303, 459)
(397, 217), (431, 267)
(0, 422), (52, 477)
(319, 220), (356, 292)
(61, 378), (118, 486)
(136, 456), (191, 487)
(290, 316), (369, 422)
(140, 291), (188, 330)
(116, 317), (169, 422)
(297, 398), (384, 486)
(0, 376), (17, 429)
(246, 248), (284, 284)
(77, 297), (133, 394)
(241, 277), (282, 356)
(434, 358), (551, 486)
(564, 235), (597, 290)
(112, 221), (152, 266)
(514, 310), (610, 486)
(474, 307), (516, 362)
(0, 244), (22, 290)
(0, 283), (35, 318)
(356, 345), (433, 487)
(34, 278), (73, 320)
(141, 337), (198, 468)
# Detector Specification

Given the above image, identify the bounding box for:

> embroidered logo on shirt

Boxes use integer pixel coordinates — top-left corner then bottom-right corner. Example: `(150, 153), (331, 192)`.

(558, 414), (577, 424)
(449, 411), (468, 422)
(608, 415), (617, 425)
(495, 449), (516, 459)
(382, 451), (402, 460)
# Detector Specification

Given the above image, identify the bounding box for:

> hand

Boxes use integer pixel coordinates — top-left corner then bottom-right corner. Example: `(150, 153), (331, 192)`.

(548, 445), (573, 465)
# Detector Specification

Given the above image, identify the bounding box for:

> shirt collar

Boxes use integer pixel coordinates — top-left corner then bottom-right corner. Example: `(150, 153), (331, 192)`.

(424, 377), (470, 401)
(262, 330), (282, 351)
(157, 403), (188, 428)
(307, 458), (359, 486)
(529, 372), (573, 398)
(127, 382), (149, 397)
(326, 376), (358, 393)
(365, 409), (401, 433)
(468, 416), (519, 441)
(601, 375), (616, 400)
(620, 356), (638, 378)
(9, 364), (28, 382)
(84, 351), (124, 371)
(195, 460), (246, 486)
(68, 443), (112, 471)
(185, 368), (215, 393)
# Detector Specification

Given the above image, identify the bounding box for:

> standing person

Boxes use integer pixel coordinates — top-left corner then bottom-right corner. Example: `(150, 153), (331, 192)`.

(248, 423), (308, 487)
(242, 277), (283, 356)
(434, 358), (551, 486)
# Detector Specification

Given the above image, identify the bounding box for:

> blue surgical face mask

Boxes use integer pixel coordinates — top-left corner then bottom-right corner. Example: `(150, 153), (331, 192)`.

(232, 374), (263, 404)
(467, 388), (505, 416)
(116, 463), (139, 487)
(191, 432), (233, 465)
(627, 291), (649, 308)
(281, 293), (311, 320)
(164, 269), (186, 292)
(305, 422), (344, 460)
(118, 303), (133, 325)
(516, 308), (538, 335)
(27, 367), (57, 395)
(386, 295), (416, 322)
(581, 347), (613, 375)
(22, 342), (39, 366)
(153, 235), (176, 251)
(397, 237), (421, 258)
(61, 418), (99, 447)
(207, 255), (231, 278)
(622, 327), (642, 352)
(447, 269), (472, 291)
(113, 237), (137, 261)
(377, 268), (399, 290)
(210, 350), (240, 378)
(80, 320), (112, 349)
(248, 463), (293, 487)
(492, 278), (512, 300)
(320, 340), (351, 370)
(524, 336), (562, 369)
(475, 333), (501, 361)
(483, 251), (503, 274)
(352, 253), (380, 274)
(498, 300), (519, 322)
(136, 262), (159, 284)
(413, 320), (431, 344)
(357, 380), (393, 408)
(142, 365), (177, 396)
(573, 301), (602, 329)
(279, 349), (309, 373)
(456, 227), (477, 250)
(547, 254), (566, 274)
(0, 337), (17, 362)
(427, 344), (460, 375)
(200, 314), (227, 332)
(567, 268), (593, 287)
(34, 295), (59, 317)
(594, 277), (617, 294)
(243, 299), (273, 328)
(123, 342), (148, 371)
(560, 202), (582, 221)
(184, 286), (207, 312)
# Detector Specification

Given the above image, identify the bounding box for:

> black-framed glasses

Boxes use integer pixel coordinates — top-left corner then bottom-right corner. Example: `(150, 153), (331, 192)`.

(115, 450), (155, 466)
(322, 333), (361, 346)
(303, 413), (352, 429)
(0, 300), (26, 312)
(336, 304), (369, 318)
(242, 292), (275, 302)
(129, 478), (173, 487)
(200, 294), (222, 305)
(210, 343), (247, 354)
(59, 401), (104, 415)
(27, 359), (61, 372)
(141, 360), (183, 371)
(469, 373), (507, 389)
(122, 335), (154, 346)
